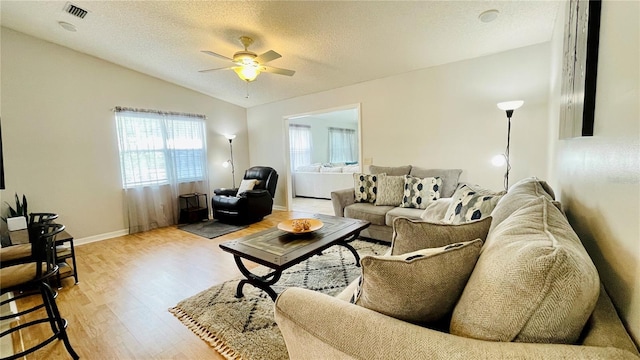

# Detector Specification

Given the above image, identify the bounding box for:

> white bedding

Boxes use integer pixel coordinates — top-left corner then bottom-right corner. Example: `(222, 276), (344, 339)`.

(293, 166), (358, 199)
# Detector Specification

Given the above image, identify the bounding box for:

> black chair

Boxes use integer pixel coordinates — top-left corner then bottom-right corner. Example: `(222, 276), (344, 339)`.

(1, 212), (60, 267)
(0, 223), (79, 360)
(29, 212), (59, 226)
(212, 166), (278, 224)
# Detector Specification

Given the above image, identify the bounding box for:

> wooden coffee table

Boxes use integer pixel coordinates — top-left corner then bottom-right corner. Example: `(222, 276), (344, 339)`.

(219, 214), (370, 301)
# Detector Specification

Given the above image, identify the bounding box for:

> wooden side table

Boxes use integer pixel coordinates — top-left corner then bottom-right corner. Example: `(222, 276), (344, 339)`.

(54, 230), (79, 286)
(7, 228), (79, 287)
(179, 193), (209, 223)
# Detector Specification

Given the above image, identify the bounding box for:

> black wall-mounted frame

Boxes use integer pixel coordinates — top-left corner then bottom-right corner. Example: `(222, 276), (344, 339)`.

(560, 0), (602, 138)
(0, 117), (4, 190)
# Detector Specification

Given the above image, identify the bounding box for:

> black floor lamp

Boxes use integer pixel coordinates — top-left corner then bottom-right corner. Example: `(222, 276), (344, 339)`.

(222, 134), (236, 189)
(496, 100), (524, 191)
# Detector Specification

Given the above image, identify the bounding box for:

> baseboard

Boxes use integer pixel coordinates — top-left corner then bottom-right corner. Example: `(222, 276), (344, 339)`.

(273, 205), (287, 211)
(75, 229), (129, 246)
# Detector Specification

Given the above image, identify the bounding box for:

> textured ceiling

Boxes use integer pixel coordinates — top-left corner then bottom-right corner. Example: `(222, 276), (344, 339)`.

(0, 1), (560, 108)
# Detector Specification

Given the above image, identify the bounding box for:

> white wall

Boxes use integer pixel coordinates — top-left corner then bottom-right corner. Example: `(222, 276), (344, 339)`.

(0, 28), (248, 239)
(248, 43), (551, 208)
(548, 0), (640, 345)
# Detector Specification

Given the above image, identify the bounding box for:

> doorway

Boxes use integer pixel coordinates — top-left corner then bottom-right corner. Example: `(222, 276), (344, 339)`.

(283, 104), (362, 213)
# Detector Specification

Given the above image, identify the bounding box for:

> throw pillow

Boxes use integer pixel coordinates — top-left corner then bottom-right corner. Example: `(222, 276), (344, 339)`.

(236, 179), (257, 196)
(351, 239), (482, 324)
(400, 176), (441, 209)
(353, 173), (383, 203)
(375, 175), (405, 206)
(391, 216), (492, 255)
(450, 197), (600, 344)
(420, 198), (453, 222)
(409, 167), (463, 198)
(444, 183), (504, 224)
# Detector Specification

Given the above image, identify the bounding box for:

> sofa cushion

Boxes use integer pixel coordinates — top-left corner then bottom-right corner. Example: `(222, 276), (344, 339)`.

(369, 165), (412, 176)
(400, 176), (441, 209)
(344, 203), (393, 226)
(444, 183), (504, 224)
(450, 196), (600, 344)
(353, 173), (382, 203)
(391, 216), (492, 255)
(375, 175), (405, 206)
(351, 239), (482, 324)
(489, 177), (555, 233)
(409, 167), (463, 198)
(384, 208), (423, 227)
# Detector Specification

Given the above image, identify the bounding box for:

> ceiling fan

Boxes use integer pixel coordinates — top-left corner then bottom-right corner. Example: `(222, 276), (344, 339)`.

(199, 36), (295, 82)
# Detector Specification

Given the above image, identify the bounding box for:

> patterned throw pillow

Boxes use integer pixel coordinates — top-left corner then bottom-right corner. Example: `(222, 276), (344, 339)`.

(375, 175), (405, 206)
(444, 183), (504, 224)
(400, 176), (441, 209)
(353, 173), (383, 203)
(350, 239), (482, 323)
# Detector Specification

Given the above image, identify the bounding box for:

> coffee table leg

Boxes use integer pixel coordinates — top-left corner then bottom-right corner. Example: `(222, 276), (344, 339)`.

(337, 231), (362, 267)
(233, 256), (282, 301)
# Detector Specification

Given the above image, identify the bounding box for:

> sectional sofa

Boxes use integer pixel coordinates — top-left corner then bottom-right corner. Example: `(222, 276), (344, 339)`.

(275, 177), (640, 359)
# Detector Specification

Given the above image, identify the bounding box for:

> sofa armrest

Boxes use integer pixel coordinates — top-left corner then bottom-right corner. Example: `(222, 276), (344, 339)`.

(331, 188), (355, 217)
(241, 189), (270, 198)
(214, 188), (238, 196)
(274, 288), (639, 360)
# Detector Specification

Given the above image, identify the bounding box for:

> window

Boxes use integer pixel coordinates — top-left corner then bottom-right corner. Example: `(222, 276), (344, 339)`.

(289, 124), (312, 171)
(115, 108), (207, 188)
(328, 127), (357, 163)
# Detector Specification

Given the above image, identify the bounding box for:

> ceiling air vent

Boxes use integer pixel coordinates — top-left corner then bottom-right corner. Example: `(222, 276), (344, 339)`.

(64, 3), (88, 19)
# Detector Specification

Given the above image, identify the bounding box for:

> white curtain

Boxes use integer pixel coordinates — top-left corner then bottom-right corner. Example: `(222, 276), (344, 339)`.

(115, 107), (209, 234)
(328, 127), (357, 163)
(289, 124), (312, 171)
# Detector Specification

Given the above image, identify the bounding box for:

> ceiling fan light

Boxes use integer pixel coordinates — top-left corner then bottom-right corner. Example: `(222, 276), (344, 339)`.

(234, 66), (260, 82)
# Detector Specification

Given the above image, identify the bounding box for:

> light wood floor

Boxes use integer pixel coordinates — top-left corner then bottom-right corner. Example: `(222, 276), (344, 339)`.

(8, 210), (320, 359)
(291, 197), (334, 216)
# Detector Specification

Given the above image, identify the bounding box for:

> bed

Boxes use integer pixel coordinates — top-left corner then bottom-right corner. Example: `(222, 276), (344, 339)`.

(293, 164), (360, 199)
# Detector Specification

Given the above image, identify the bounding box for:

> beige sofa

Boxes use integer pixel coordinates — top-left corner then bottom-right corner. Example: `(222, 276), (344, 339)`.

(275, 177), (640, 359)
(331, 165), (463, 242)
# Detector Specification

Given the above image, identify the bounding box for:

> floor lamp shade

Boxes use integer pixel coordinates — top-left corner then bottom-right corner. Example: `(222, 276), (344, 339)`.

(496, 100), (524, 191)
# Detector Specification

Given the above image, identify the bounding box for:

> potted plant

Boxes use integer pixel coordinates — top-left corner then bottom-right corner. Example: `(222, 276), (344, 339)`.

(2, 193), (28, 231)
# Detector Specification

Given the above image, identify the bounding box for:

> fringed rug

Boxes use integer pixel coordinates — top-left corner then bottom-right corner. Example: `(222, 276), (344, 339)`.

(169, 239), (388, 360)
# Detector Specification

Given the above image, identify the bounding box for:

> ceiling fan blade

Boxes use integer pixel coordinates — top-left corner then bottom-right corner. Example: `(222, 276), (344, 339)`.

(262, 65), (295, 76)
(201, 50), (233, 61)
(255, 50), (281, 64)
(198, 66), (234, 73)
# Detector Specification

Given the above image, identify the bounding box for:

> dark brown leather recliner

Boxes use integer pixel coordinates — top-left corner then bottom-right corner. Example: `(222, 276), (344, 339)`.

(212, 166), (278, 224)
